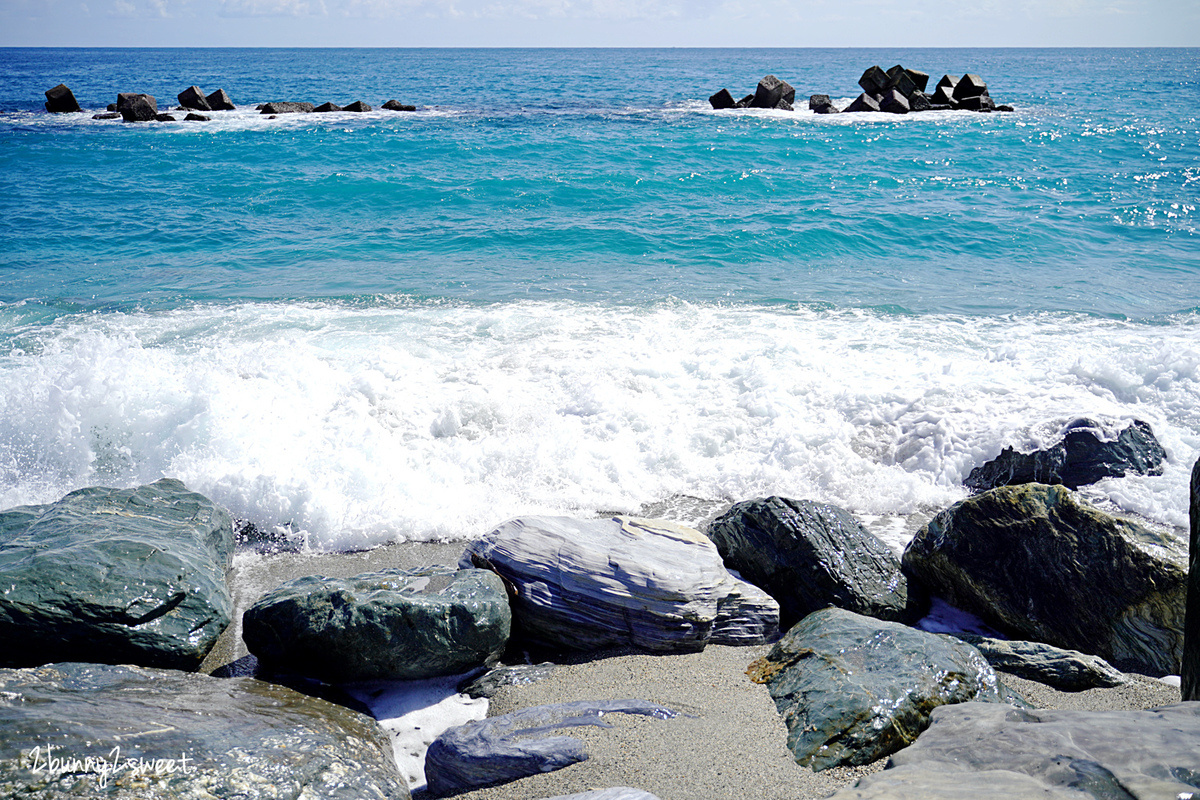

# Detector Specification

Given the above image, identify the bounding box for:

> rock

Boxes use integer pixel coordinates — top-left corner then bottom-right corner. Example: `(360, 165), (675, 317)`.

(858, 65), (890, 96)
(458, 662), (556, 699)
(107, 102), (118, 110)
(707, 497), (916, 627)
(259, 101), (314, 114)
(382, 99), (417, 111)
(44, 83), (82, 113)
(92, 113), (120, 120)
(205, 88), (236, 110)
(844, 93), (881, 113)
(314, 102), (343, 112)
(184, 113), (210, 122)
(154, 113), (176, 122)
(996, 104), (1015, 112)
(930, 84), (956, 106)
(958, 94), (995, 112)
(903, 483), (1187, 675)
(909, 91), (933, 112)
(0, 479), (233, 671)
(118, 93), (157, 122)
(0, 661), (409, 800)
(243, 566), (511, 682)
(712, 573), (782, 644)
(734, 93), (755, 108)
(774, 99), (794, 111)
(747, 607), (1017, 771)
(809, 94), (839, 114)
(956, 635), (1127, 690)
(461, 516), (778, 653)
(176, 85), (211, 111)
(1186, 457), (1200, 701)
(343, 100), (372, 112)
(752, 75), (795, 109)
(966, 418), (1167, 491)
(879, 88), (911, 114)
(709, 88), (735, 109)
(827, 701), (1200, 800)
(424, 700), (677, 797)
(953, 73), (988, 100)
(884, 66), (917, 98)
(904, 68), (930, 93)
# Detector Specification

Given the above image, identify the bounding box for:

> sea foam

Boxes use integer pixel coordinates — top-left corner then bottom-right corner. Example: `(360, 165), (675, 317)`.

(1, 300), (1196, 551)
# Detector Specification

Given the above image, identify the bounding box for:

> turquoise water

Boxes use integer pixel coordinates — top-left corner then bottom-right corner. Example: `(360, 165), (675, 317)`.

(1, 49), (1198, 549)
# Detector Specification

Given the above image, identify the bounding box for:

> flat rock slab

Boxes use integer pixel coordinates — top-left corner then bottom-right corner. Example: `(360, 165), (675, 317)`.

(903, 483), (1187, 676)
(0, 478), (233, 671)
(461, 516), (778, 652)
(829, 701), (1200, 800)
(958, 635), (1127, 691)
(424, 699), (678, 797)
(0, 661), (409, 799)
(748, 607), (1016, 771)
(243, 566), (511, 682)
(707, 496), (915, 627)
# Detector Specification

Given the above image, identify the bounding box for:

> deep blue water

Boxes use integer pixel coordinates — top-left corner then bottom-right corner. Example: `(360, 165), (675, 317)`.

(1, 49), (1198, 549)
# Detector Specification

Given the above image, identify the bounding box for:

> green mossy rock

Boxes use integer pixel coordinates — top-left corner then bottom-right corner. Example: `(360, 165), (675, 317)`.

(0, 479), (233, 671)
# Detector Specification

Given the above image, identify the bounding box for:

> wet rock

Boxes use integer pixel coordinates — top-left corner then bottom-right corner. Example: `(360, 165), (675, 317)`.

(205, 88), (236, 110)
(903, 483), (1187, 675)
(884, 66), (918, 98)
(709, 88), (736, 109)
(774, 99), (794, 111)
(809, 94), (839, 114)
(0, 479), (232, 671)
(461, 516), (778, 653)
(0, 661), (409, 800)
(707, 496), (916, 628)
(458, 662), (556, 699)
(858, 65), (890, 96)
(314, 102), (343, 112)
(734, 93), (755, 108)
(828, 701), (1200, 800)
(952, 73), (988, 101)
(154, 113), (176, 122)
(243, 566), (511, 682)
(118, 93), (157, 122)
(117, 92), (156, 113)
(958, 94), (995, 112)
(343, 100), (372, 112)
(382, 99), (417, 111)
(424, 700), (677, 796)
(176, 85), (211, 111)
(966, 418), (1167, 491)
(92, 113), (120, 120)
(1185, 457), (1200, 701)
(259, 101), (314, 114)
(44, 83), (82, 113)
(844, 92), (881, 113)
(747, 607), (1016, 771)
(752, 74), (795, 109)
(909, 91), (933, 112)
(956, 635), (1127, 690)
(184, 113), (210, 122)
(880, 88), (910, 114)
(996, 104), (1015, 112)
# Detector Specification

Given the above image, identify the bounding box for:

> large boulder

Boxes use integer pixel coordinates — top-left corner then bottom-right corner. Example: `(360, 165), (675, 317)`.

(808, 94), (839, 114)
(956, 635), (1127, 691)
(44, 83), (82, 112)
(460, 516), (779, 653)
(1185, 457), (1200, 701)
(751, 75), (795, 109)
(884, 66), (917, 98)
(708, 88), (735, 109)
(243, 566), (511, 682)
(118, 93), (157, 122)
(844, 93), (881, 113)
(879, 88), (910, 114)
(747, 607), (1017, 771)
(0, 479), (232, 671)
(828, 701), (1200, 800)
(707, 496), (916, 627)
(205, 88), (236, 110)
(903, 483), (1187, 675)
(382, 99), (417, 111)
(314, 102), (343, 112)
(0, 662), (409, 799)
(953, 73), (989, 101)
(259, 101), (314, 114)
(343, 100), (372, 112)
(858, 65), (889, 95)
(966, 418), (1167, 491)
(424, 700), (677, 797)
(176, 85), (211, 111)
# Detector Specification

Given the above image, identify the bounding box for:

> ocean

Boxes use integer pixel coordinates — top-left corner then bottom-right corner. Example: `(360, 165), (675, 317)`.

(1, 47), (1197, 552)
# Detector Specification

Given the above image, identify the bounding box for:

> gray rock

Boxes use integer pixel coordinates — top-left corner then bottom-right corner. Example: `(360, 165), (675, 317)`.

(884, 66), (917, 98)
(184, 113), (210, 122)
(828, 701), (1200, 800)
(0, 479), (232, 671)
(424, 699), (677, 797)
(92, 113), (120, 120)
(809, 94), (839, 114)
(751, 74), (795, 109)
(343, 100), (372, 112)
(909, 91), (933, 112)
(461, 516), (778, 653)
(205, 88), (235, 110)
(314, 102), (343, 112)
(176, 85), (211, 111)
(382, 99), (417, 111)
(879, 88), (910, 114)
(0, 661), (409, 800)
(260, 101), (315, 114)
(542, 791), (662, 800)
(709, 88), (735, 109)
(243, 566), (511, 682)
(844, 92), (881, 113)
(903, 483), (1187, 675)
(957, 635), (1127, 690)
(118, 93), (157, 122)
(712, 573), (782, 644)
(154, 114), (176, 122)
(707, 496), (916, 627)
(930, 84), (956, 106)
(1185, 457), (1200, 701)
(959, 94), (995, 112)
(458, 662), (556, 699)
(734, 93), (755, 108)
(953, 73), (988, 100)
(44, 83), (82, 112)
(858, 65), (889, 95)
(746, 607), (1017, 771)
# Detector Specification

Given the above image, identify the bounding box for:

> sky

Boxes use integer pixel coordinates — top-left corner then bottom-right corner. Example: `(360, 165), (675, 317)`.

(1, 0), (1197, 48)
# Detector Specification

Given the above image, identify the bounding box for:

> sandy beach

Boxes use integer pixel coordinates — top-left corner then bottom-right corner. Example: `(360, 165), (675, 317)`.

(199, 540), (1183, 800)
